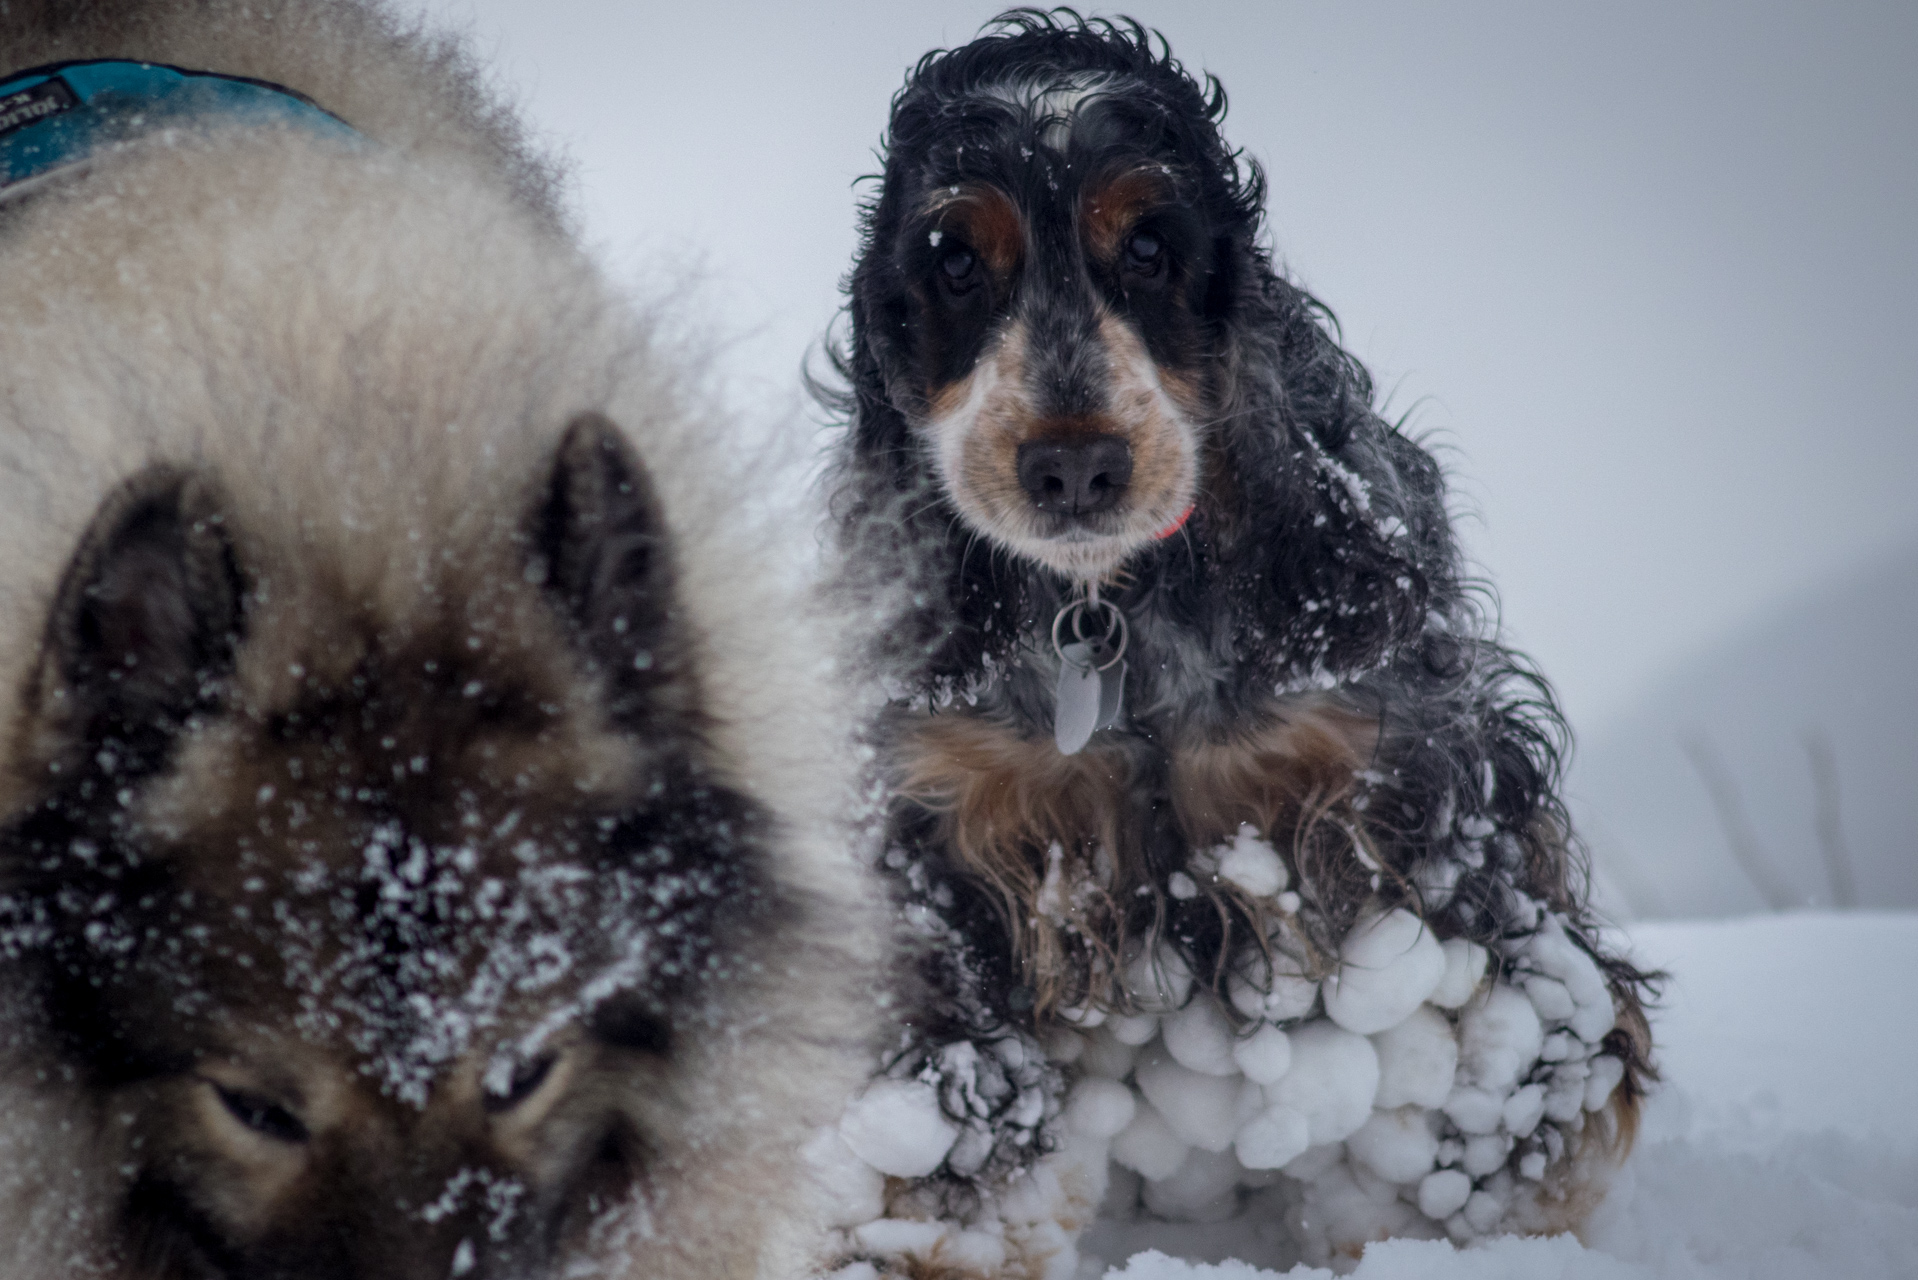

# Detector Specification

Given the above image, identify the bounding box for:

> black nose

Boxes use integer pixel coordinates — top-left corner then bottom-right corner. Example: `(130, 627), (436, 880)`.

(1016, 434), (1133, 516)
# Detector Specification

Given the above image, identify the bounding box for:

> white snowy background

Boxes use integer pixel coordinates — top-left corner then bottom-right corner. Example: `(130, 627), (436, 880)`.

(403, 1), (1917, 1273)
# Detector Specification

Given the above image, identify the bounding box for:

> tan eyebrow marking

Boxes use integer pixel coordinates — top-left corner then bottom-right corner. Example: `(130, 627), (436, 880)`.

(1081, 166), (1175, 262)
(924, 182), (1026, 279)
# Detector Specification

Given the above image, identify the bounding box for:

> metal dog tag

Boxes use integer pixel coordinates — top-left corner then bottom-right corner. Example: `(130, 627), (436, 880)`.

(1051, 589), (1130, 755)
(1055, 642), (1102, 755)
(1055, 640), (1126, 756)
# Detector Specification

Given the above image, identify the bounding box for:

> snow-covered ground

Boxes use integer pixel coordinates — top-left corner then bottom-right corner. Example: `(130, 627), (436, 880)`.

(1088, 912), (1918, 1278)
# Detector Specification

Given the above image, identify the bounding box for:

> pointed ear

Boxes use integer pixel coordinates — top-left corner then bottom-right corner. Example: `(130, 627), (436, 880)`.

(41, 466), (244, 752)
(532, 413), (679, 697)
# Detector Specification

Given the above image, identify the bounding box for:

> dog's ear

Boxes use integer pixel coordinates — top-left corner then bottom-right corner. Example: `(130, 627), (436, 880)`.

(531, 413), (679, 705)
(41, 466), (244, 758)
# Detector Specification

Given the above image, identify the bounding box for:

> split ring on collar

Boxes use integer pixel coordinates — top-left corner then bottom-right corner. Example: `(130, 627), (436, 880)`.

(1050, 595), (1128, 672)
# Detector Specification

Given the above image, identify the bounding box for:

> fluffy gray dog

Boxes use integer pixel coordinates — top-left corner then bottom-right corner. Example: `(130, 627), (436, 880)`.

(0, 3), (882, 1277)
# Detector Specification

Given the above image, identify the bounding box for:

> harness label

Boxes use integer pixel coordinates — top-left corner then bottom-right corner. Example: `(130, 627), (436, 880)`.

(0, 79), (79, 139)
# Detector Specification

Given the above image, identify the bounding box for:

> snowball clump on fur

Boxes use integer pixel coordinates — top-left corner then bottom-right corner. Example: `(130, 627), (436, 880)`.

(1213, 825), (1289, 898)
(1323, 909), (1446, 1035)
(839, 1079), (961, 1178)
(824, 900), (1629, 1274)
(1099, 901), (1627, 1265)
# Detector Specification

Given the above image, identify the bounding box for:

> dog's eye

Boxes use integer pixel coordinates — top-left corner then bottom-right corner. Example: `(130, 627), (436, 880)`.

(1124, 230), (1165, 275)
(484, 1052), (557, 1114)
(938, 247), (979, 292)
(214, 1085), (310, 1144)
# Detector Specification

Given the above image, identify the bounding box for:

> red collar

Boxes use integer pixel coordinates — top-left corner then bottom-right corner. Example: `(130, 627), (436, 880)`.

(1153, 503), (1196, 540)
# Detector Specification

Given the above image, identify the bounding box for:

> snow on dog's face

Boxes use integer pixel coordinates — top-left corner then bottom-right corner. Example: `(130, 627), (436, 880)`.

(838, 26), (1437, 702)
(0, 420), (769, 1279)
(865, 77), (1235, 580)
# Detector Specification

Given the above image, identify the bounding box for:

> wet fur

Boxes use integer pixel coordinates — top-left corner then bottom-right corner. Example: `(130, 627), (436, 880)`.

(823, 8), (1657, 1264)
(0, 3), (883, 1277)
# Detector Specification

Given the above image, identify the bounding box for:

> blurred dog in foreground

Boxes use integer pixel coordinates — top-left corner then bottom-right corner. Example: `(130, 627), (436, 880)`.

(0, 2), (881, 1277)
(819, 11), (1656, 1276)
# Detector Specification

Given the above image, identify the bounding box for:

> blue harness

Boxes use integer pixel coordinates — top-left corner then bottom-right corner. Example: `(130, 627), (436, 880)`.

(0, 59), (357, 202)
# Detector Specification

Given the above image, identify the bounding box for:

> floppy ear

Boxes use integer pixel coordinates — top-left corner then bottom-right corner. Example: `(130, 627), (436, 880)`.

(40, 466), (244, 760)
(532, 413), (680, 710)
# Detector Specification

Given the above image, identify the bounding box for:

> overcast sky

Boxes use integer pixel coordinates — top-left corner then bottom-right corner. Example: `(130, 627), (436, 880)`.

(415, 0), (1918, 736)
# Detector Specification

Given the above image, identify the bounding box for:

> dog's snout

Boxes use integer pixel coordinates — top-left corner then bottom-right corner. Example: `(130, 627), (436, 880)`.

(1016, 434), (1133, 516)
